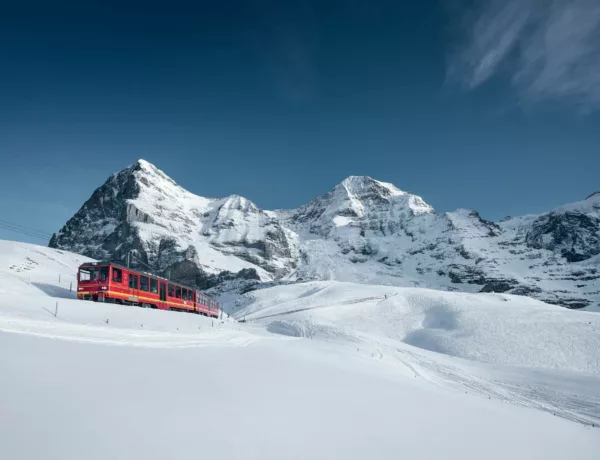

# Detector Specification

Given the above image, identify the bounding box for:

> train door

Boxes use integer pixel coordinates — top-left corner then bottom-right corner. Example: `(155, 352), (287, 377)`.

(159, 282), (167, 309)
(128, 273), (139, 304)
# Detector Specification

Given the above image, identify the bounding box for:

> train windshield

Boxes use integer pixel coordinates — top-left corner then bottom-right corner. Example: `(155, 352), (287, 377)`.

(79, 266), (109, 282)
(79, 267), (98, 281)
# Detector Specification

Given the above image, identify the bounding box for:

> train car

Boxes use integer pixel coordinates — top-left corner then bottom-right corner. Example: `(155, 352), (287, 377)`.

(76, 261), (220, 318)
(195, 291), (220, 318)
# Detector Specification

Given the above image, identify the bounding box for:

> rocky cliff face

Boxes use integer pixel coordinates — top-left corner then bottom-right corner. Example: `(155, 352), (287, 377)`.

(50, 160), (600, 309)
(50, 160), (297, 287)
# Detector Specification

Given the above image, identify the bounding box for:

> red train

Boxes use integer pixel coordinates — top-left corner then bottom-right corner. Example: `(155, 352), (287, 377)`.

(76, 261), (220, 318)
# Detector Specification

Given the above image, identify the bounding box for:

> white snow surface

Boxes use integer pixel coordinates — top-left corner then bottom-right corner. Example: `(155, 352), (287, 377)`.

(1, 240), (600, 459)
(233, 281), (600, 373)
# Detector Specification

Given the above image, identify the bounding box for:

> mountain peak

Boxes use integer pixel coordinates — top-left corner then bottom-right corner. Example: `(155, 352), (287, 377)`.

(585, 189), (600, 201)
(339, 175), (406, 198)
(342, 175), (373, 183)
(121, 159), (179, 189)
(335, 175), (432, 214)
(131, 159), (163, 176)
(134, 158), (158, 172)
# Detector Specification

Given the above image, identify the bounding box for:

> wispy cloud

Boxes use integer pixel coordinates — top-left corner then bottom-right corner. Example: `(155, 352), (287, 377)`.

(448, 0), (600, 112)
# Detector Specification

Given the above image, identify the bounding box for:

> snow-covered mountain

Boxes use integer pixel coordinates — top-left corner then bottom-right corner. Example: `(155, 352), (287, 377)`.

(50, 160), (600, 309)
(49, 160), (297, 288)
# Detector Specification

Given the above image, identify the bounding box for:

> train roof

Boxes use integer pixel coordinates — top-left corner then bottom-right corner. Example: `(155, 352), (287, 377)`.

(78, 260), (208, 294)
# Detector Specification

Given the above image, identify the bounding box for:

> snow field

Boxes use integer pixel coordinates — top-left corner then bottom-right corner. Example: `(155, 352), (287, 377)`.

(1, 240), (599, 459)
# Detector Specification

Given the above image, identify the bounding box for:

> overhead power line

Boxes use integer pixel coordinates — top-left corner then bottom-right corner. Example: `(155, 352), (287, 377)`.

(0, 219), (53, 241)
(0, 219), (54, 237)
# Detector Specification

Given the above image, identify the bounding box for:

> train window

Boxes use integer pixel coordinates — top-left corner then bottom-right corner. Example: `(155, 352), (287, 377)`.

(175, 286), (181, 298)
(100, 267), (109, 281)
(168, 284), (174, 297)
(129, 274), (138, 289)
(150, 278), (158, 294)
(182, 288), (187, 300)
(140, 276), (149, 292)
(79, 267), (97, 281)
(112, 268), (122, 283)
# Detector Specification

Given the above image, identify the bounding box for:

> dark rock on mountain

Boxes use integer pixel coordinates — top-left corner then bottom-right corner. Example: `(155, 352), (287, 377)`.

(526, 212), (600, 262)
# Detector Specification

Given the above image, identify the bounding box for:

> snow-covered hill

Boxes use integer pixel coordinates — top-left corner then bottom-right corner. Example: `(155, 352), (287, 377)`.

(49, 160), (600, 309)
(232, 280), (600, 373)
(1, 241), (599, 459)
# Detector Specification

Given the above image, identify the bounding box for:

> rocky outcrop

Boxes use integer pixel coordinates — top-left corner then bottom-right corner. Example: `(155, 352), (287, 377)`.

(526, 212), (600, 262)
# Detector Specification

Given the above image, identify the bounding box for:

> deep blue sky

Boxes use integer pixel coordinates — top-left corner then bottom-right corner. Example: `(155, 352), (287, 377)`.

(1, 0), (599, 244)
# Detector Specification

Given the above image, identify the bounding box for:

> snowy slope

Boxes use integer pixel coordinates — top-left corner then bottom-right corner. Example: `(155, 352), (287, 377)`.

(49, 160), (600, 309)
(231, 281), (600, 428)
(232, 281), (600, 373)
(1, 241), (600, 459)
(4, 333), (600, 460)
(0, 239), (91, 299)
